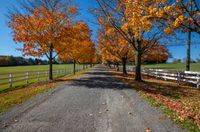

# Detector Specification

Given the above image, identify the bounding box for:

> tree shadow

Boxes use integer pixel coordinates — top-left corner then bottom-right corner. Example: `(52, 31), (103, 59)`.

(68, 69), (131, 90)
(108, 68), (199, 99)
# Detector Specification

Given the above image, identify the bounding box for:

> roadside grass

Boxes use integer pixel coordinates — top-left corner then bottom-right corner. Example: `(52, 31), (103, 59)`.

(109, 69), (200, 132)
(0, 64), (83, 92)
(0, 67), (93, 113)
(141, 63), (200, 71)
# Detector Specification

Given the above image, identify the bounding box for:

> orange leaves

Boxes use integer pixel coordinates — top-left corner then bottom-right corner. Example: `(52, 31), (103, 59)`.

(9, 5), (75, 57)
(67, 7), (77, 15)
(98, 25), (134, 63)
(147, 93), (200, 128)
(123, 0), (199, 35)
(58, 21), (96, 64)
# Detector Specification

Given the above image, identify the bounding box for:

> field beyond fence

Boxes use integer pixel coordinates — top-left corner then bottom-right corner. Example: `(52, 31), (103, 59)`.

(117, 64), (200, 88)
(0, 64), (85, 92)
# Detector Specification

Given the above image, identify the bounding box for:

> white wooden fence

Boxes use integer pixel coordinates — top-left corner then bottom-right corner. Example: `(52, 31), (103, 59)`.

(142, 69), (200, 89)
(113, 65), (200, 89)
(0, 66), (84, 88)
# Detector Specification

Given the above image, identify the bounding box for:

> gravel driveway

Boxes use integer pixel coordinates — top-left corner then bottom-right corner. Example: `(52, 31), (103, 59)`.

(0, 65), (185, 132)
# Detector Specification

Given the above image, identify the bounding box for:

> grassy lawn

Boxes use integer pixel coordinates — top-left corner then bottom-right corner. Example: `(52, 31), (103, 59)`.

(141, 63), (200, 72)
(0, 64), (82, 73)
(0, 64), (84, 92)
(110, 69), (200, 131)
(0, 67), (92, 113)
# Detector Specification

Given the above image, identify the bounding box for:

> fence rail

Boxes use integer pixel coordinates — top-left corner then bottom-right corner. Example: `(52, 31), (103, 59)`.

(114, 65), (200, 89)
(0, 66), (84, 89)
(142, 69), (200, 88)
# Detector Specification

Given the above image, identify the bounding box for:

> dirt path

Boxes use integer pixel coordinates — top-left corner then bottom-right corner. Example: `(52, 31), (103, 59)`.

(0, 65), (185, 132)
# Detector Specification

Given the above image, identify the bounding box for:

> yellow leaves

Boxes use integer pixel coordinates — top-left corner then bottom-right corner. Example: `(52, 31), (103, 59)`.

(156, 9), (165, 18)
(164, 27), (173, 34)
(9, 5), (77, 57)
(177, 15), (185, 22)
(105, 28), (115, 35)
(67, 7), (77, 14)
(98, 25), (134, 63)
(143, 21), (152, 32)
(173, 15), (185, 28)
(153, 0), (166, 4)
(164, 6), (173, 12)
(173, 21), (180, 29)
(58, 21), (96, 63)
(160, 0), (166, 4)
(149, 6), (157, 17)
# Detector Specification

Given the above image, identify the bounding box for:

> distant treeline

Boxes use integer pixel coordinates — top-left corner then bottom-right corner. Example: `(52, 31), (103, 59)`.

(0, 56), (49, 66)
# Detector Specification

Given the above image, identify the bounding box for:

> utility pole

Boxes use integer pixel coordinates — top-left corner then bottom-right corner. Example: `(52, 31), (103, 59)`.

(186, 31), (191, 71)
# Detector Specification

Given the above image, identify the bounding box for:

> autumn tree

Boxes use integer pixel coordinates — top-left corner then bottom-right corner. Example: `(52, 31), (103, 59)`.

(151, 0), (200, 71)
(98, 25), (134, 74)
(98, 26), (169, 73)
(9, 0), (77, 80)
(58, 21), (96, 74)
(142, 42), (169, 64)
(95, 0), (164, 81)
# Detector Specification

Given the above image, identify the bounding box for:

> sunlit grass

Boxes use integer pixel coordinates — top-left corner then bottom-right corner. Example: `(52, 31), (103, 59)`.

(0, 67), (92, 113)
(0, 64), (83, 92)
(141, 63), (200, 71)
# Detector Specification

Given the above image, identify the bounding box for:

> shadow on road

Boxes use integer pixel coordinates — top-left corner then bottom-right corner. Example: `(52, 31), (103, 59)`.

(68, 66), (131, 90)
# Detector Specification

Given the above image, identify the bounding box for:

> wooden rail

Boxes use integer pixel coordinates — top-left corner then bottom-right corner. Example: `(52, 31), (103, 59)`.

(142, 69), (200, 89)
(0, 66), (84, 88)
(113, 65), (200, 89)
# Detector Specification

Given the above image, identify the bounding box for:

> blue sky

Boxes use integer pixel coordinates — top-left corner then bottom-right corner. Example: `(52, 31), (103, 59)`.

(0, 0), (199, 62)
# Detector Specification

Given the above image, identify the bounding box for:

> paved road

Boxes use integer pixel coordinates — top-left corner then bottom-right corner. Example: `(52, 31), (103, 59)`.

(0, 65), (185, 132)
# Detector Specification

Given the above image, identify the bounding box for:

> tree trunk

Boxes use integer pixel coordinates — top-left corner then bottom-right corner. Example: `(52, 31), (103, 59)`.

(49, 46), (53, 80)
(186, 31), (191, 71)
(108, 62), (111, 68)
(116, 62), (119, 71)
(122, 58), (127, 74)
(134, 41), (142, 81)
(73, 60), (76, 75)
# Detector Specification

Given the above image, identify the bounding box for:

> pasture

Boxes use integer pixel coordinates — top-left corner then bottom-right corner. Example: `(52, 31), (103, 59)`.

(142, 63), (200, 72)
(0, 64), (84, 92)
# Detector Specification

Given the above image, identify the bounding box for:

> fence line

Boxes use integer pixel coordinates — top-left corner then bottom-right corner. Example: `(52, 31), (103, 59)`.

(112, 65), (200, 89)
(0, 66), (85, 88)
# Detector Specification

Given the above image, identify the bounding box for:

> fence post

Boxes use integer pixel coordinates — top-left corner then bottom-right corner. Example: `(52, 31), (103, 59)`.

(164, 73), (167, 81)
(9, 73), (13, 87)
(37, 72), (40, 81)
(26, 72), (29, 84)
(56, 70), (58, 78)
(177, 71), (181, 85)
(197, 74), (200, 89)
(46, 71), (48, 81)
(155, 70), (158, 78)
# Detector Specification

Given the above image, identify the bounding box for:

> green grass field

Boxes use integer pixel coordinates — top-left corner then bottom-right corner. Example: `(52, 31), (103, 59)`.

(142, 63), (200, 72)
(0, 64), (84, 92)
(0, 64), (82, 73)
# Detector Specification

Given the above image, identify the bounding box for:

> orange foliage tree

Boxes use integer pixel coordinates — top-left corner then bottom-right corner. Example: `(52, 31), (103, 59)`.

(98, 26), (169, 73)
(58, 21), (96, 74)
(95, 0), (167, 81)
(98, 26), (134, 74)
(9, 0), (78, 80)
